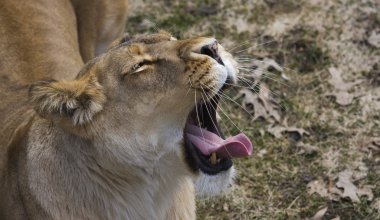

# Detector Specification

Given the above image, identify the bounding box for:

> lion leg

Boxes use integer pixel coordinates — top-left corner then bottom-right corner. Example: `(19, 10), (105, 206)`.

(70, 0), (128, 62)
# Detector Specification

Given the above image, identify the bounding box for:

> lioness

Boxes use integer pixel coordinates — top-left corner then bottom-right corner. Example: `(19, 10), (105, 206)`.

(0, 0), (252, 219)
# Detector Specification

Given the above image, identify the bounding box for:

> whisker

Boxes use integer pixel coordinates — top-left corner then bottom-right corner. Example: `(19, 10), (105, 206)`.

(233, 39), (277, 55)
(200, 90), (234, 158)
(237, 76), (279, 100)
(261, 75), (289, 87)
(238, 67), (257, 72)
(236, 56), (262, 60)
(212, 87), (254, 117)
(227, 40), (251, 53)
(238, 76), (287, 112)
(186, 78), (192, 96)
(200, 84), (245, 134)
(238, 68), (289, 87)
(238, 76), (283, 98)
(237, 76), (273, 100)
(236, 57), (258, 59)
(221, 82), (258, 90)
(201, 92), (234, 138)
(238, 59), (283, 72)
(199, 91), (221, 137)
(235, 58), (265, 62)
(236, 56), (301, 75)
(142, 18), (160, 32)
(194, 91), (207, 144)
(254, 71), (289, 87)
(228, 34), (269, 53)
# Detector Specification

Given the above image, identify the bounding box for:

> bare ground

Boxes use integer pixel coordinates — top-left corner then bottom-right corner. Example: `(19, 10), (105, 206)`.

(127, 0), (380, 219)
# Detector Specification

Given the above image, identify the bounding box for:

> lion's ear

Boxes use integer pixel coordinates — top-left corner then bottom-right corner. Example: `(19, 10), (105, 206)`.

(29, 76), (106, 125)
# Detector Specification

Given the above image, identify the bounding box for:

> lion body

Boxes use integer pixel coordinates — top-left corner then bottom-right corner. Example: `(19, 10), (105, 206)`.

(0, 0), (238, 219)
(0, 0), (197, 219)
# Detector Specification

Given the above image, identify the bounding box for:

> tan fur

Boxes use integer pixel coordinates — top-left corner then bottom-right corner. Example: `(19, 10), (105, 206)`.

(29, 75), (106, 126)
(165, 177), (196, 220)
(0, 1), (239, 219)
(70, 0), (129, 62)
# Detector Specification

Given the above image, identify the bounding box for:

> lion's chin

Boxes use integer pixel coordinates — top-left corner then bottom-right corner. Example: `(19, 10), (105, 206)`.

(195, 166), (236, 197)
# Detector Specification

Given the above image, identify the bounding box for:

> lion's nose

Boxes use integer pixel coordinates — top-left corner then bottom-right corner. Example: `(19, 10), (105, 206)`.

(200, 41), (224, 66)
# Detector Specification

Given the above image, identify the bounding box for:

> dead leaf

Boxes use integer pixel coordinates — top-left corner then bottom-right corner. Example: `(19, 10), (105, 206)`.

(256, 84), (281, 122)
(267, 125), (284, 138)
(326, 91), (354, 106)
(257, 149), (268, 158)
(281, 72), (291, 81)
(357, 185), (374, 201)
(223, 203), (229, 212)
(235, 57), (284, 123)
(321, 149), (340, 174)
(360, 138), (380, 159)
(267, 125), (309, 140)
(249, 58), (283, 80)
(238, 89), (268, 121)
(373, 138), (380, 147)
(359, 89), (380, 119)
(308, 180), (329, 198)
(326, 67), (363, 106)
(297, 142), (319, 155)
(264, 58), (283, 72)
(328, 67), (358, 91)
(336, 170), (360, 202)
(310, 207), (328, 220)
(352, 163), (368, 181)
(328, 186), (343, 201)
(368, 30), (380, 48)
(372, 199), (380, 212)
(286, 127), (310, 141)
(236, 87), (281, 122)
(352, 170), (367, 181)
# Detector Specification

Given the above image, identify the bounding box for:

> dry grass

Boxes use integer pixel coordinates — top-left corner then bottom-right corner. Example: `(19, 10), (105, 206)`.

(127, 0), (380, 219)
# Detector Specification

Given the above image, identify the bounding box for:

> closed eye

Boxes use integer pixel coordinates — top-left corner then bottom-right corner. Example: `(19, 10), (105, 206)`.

(132, 59), (155, 73)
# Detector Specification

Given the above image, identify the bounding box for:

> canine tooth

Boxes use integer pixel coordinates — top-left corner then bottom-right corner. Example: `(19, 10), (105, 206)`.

(210, 153), (217, 165)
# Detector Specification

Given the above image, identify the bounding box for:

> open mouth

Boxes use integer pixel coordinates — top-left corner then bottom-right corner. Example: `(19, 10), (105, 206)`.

(183, 88), (253, 175)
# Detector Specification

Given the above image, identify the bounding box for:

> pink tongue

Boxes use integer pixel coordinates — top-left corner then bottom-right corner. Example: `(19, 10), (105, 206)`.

(186, 124), (253, 158)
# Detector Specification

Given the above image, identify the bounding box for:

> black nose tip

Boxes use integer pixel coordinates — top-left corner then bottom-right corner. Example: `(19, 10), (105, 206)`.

(200, 41), (224, 66)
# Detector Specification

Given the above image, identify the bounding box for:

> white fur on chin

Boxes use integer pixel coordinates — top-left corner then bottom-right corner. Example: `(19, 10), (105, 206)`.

(194, 166), (235, 197)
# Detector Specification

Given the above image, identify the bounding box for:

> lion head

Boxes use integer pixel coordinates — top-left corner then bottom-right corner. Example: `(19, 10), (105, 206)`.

(29, 31), (252, 196)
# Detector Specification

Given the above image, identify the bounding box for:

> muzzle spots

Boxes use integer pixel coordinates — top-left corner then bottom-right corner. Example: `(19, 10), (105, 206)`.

(186, 58), (217, 92)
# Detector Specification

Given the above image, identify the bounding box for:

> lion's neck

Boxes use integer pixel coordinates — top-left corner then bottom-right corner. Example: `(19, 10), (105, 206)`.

(27, 118), (188, 219)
